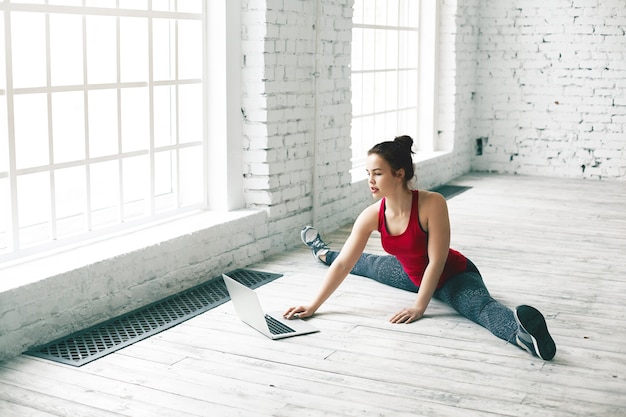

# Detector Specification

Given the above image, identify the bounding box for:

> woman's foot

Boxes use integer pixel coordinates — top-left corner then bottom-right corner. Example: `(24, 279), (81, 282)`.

(514, 305), (556, 360)
(300, 226), (329, 262)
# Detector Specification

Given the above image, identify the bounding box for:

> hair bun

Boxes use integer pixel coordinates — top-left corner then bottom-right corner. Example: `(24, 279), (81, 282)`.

(394, 135), (414, 154)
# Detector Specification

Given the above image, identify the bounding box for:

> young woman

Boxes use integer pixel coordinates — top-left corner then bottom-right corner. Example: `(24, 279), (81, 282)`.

(284, 135), (556, 360)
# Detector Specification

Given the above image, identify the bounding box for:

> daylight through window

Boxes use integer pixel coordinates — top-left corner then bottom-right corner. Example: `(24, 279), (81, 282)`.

(0, 2), (205, 260)
(351, 0), (439, 181)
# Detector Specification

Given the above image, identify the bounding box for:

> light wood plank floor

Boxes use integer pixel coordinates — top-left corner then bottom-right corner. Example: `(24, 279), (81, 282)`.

(1, 173), (625, 417)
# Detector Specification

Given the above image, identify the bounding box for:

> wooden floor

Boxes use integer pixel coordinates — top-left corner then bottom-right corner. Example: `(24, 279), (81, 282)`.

(1, 173), (625, 417)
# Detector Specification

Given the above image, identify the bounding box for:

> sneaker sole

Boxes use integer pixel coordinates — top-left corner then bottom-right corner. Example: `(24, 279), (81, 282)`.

(515, 305), (556, 361)
(515, 335), (536, 356)
(300, 226), (315, 245)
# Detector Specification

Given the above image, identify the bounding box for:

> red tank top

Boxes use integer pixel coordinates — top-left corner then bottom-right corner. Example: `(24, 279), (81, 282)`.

(378, 190), (467, 288)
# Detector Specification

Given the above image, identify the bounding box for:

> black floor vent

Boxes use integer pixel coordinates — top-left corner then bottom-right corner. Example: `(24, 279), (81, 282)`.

(26, 269), (282, 367)
(431, 185), (472, 200)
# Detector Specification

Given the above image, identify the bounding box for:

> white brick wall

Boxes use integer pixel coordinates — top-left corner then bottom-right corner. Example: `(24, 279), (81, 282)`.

(241, 0), (356, 242)
(471, 0), (626, 179)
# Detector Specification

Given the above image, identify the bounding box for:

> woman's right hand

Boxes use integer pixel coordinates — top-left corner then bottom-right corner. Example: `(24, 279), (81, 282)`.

(283, 305), (315, 320)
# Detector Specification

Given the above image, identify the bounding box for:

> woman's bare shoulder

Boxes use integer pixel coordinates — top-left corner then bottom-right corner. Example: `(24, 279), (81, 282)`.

(418, 189), (446, 205)
(417, 190), (448, 222)
(354, 199), (382, 231)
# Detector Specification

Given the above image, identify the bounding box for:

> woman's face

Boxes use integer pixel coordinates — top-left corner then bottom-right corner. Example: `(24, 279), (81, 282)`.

(365, 153), (403, 198)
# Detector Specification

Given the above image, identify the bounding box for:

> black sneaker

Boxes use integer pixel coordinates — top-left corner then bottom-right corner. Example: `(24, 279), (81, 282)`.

(514, 305), (556, 360)
(300, 226), (329, 261)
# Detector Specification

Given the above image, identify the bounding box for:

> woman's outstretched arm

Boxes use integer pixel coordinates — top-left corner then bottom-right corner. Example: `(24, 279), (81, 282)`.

(389, 191), (450, 323)
(284, 204), (379, 319)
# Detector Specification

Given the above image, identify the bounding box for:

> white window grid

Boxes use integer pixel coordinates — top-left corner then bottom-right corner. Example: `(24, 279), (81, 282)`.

(351, 0), (420, 172)
(0, 1), (205, 260)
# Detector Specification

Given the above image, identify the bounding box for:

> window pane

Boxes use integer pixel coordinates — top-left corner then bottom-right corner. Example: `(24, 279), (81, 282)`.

(386, 31), (398, 69)
(361, 72), (374, 115)
(176, 1), (202, 13)
(153, 85), (175, 147)
(0, 18), (6, 91)
(399, 0), (418, 27)
(88, 89), (119, 157)
(374, 113), (385, 143)
(362, 1), (376, 25)
(120, 88), (149, 153)
(178, 84), (202, 144)
(375, 0), (387, 26)
(122, 155), (148, 220)
(153, 19), (175, 81)
(0, 93), (7, 174)
(11, 0), (46, 4)
(52, 91), (85, 164)
(49, 13), (83, 86)
(90, 160), (119, 229)
(11, 12), (46, 88)
(49, 0), (82, 5)
(362, 28), (375, 69)
(398, 69), (417, 108)
(386, 0), (399, 26)
(55, 166), (86, 238)
(351, 73), (363, 115)
(120, 17), (148, 82)
(374, 29), (386, 71)
(86, 16), (117, 84)
(385, 111), (398, 137)
(14, 94), (49, 169)
(374, 72), (386, 113)
(399, 31), (418, 68)
(353, 0), (364, 22)
(118, 0), (147, 9)
(85, 0), (116, 7)
(152, 0), (202, 12)
(350, 117), (362, 161)
(0, 178), (8, 252)
(17, 172), (51, 247)
(361, 115), (374, 153)
(178, 20), (202, 80)
(178, 147), (202, 206)
(154, 150), (175, 212)
(386, 71), (398, 111)
(398, 109), (414, 136)
(152, 0), (174, 11)
(351, 28), (363, 72)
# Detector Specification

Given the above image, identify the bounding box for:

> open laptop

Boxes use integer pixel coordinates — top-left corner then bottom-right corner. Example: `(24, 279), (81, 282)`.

(222, 274), (319, 340)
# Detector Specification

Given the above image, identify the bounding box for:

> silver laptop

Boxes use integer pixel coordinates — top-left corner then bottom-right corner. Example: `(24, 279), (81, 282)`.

(222, 274), (319, 340)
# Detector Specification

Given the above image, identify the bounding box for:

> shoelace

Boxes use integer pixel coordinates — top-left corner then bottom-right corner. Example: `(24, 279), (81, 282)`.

(309, 236), (328, 253)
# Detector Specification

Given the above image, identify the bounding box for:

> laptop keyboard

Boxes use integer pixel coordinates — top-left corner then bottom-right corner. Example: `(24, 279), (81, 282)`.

(265, 314), (296, 335)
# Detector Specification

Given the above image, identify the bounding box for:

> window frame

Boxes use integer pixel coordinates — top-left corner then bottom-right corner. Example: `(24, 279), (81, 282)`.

(350, 0), (441, 182)
(0, 2), (241, 263)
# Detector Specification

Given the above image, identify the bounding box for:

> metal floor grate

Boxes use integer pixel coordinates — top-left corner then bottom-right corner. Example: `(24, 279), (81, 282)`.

(431, 185), (472, 200)
(26, 269), (282, 367)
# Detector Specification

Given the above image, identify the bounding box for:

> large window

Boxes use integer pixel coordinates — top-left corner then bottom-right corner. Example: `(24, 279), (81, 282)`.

(0, 1), (205, 260)
(351, 0), (439, 180)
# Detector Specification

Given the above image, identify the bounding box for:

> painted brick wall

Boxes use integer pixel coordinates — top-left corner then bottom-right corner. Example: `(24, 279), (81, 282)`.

(241, 0), (356, 243)
(471, 0), (626, 179)
(435, 0), (481, 185)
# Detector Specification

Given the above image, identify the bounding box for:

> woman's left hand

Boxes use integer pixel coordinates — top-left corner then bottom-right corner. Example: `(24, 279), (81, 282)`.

(390, 307), (424, 324)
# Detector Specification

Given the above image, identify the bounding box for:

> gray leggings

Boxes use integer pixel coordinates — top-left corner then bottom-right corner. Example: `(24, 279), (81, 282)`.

(324, 251), (519, 344)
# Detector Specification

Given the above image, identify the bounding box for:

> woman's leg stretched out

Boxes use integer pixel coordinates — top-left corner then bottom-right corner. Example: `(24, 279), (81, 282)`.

(300, 226), (556, 360)
(326, 250), (518, 344)
(323, 250), (419, 293)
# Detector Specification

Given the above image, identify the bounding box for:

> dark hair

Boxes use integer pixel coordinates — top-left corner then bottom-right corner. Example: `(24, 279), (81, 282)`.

(368, 135), (415, 188)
